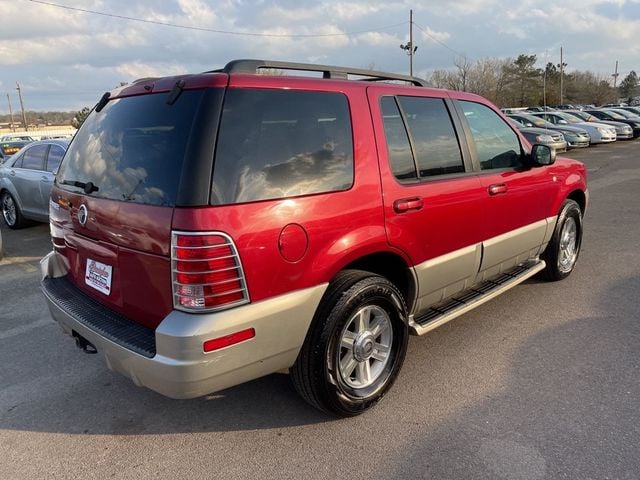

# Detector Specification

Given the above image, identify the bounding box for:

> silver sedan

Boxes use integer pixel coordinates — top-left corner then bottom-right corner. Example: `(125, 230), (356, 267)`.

(533, 111), (617, 144)
(0, 139), (69, 229)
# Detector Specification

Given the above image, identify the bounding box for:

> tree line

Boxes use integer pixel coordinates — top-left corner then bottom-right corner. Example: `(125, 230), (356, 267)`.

(429, 54), (638, 108)
(0, 110), (76, 126)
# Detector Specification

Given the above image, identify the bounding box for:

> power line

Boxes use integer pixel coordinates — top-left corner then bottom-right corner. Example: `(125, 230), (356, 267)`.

(413, 22), (465, 58)
(27, 0), (408, 38)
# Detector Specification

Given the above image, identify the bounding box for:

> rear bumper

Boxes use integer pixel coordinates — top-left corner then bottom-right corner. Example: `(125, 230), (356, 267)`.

(40, 251), (326, 399)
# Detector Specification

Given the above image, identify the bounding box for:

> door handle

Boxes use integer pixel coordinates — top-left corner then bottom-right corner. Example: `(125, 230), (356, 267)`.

(393, 197), (424, 213)
(40, 176), (51, 183)
(488, 183), (508, 196)
(9, 170), (16, 176)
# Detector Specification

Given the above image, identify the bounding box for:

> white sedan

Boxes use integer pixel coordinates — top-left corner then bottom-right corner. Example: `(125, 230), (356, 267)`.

(532, 111), (617, 144)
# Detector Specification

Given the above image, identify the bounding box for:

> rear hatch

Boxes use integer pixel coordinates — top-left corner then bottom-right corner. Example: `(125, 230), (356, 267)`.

(50, 81), (224, 329)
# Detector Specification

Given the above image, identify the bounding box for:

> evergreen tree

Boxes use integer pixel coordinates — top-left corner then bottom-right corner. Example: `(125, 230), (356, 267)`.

(619, 71), (638, 101)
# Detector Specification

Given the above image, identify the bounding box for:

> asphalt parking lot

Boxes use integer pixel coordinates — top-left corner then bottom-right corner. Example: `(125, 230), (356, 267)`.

(1, 140), (639, 479)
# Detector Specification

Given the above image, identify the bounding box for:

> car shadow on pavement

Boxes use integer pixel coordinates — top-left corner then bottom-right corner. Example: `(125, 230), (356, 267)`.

(0, 363), (334, 434)
(378, 274), (640, 479)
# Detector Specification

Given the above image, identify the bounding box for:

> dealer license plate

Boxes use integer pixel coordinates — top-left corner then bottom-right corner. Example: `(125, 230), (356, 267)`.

(85, 258), (113, 295)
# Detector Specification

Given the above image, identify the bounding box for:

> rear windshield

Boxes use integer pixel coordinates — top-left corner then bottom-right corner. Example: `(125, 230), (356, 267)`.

(212, 88), (354, 205)
(58, 90), (204, 206)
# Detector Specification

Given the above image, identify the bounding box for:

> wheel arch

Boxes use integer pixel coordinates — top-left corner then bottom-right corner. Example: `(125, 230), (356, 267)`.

(0, 184), (24, 210)
(339, 252), (417, 314)
(567, 189), (586, 214)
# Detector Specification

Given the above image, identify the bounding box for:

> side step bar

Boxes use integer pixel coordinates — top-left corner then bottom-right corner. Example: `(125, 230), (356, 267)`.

(409, 260), (546, 336)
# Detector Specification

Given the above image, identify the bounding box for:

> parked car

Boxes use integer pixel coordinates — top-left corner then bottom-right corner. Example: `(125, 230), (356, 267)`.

(508, 113), (591, 148)
(608, 108), (640, 120)
(0, 139), (69, 228)
(0, 140), (32, 164)
(40, 59), (587, 417)
(552, 104), (578, 110)
(565, 110), (634, 140)
(526, 106), (556, 112)
(585, 109), (640, 138)
(0, 134), (35, 142)
(619, 106), (640, 116)
(510, 121), (568, 152)
(532, 111), (617, 144)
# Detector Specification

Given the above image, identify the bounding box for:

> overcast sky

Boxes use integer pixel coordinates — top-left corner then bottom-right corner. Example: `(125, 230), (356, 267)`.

(1, 0), (639, 112)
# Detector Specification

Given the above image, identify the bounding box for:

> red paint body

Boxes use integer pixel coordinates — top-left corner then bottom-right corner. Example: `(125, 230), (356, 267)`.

(49, 72), (587, 329)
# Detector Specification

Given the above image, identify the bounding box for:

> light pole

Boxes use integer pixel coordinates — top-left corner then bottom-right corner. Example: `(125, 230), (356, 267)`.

(612, 60), (619, 89)
(16, 82), (28, 132)
(400, 10), (418, 76)
(557, 47), (567, 105)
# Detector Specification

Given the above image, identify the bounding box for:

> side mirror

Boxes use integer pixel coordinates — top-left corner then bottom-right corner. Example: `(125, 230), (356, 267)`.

(557, 119), (568, 125)
(530, 144), (556, 167)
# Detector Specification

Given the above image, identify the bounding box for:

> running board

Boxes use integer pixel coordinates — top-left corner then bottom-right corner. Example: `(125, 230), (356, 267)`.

(409, 260), (546, 336)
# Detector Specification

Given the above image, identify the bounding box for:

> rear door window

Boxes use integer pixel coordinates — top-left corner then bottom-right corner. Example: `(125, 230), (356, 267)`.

(397, 96), (465, 177)
(380, 95), (465, 181)
(58, 90), (205, 206)
(380, 96), (417, 182)
(46, 145), (65, 173)
(212, 89), (354, 204)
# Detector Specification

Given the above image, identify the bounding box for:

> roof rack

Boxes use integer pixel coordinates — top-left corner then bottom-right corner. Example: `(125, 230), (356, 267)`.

(211, 59), (428, 87)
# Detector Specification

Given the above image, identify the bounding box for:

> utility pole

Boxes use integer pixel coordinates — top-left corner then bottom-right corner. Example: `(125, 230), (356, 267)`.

(16, 82), (28, 132)
(399, 10), (418, 77)
(559, 47), (564, 105)
(6, 94), (15, 132)
(612, 60), (619, 88)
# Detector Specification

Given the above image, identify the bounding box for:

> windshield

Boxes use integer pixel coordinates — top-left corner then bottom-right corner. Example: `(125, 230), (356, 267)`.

(58, 90), (205, 206)
(557, 112), (580, 124)
(601, 110), (626, 120)
(568, 111), (589, 121)
(523, 115), (553, 128)
(610, 109), (638, 119)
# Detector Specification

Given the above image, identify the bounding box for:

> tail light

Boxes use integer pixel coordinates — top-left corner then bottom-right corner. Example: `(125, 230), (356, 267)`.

(171, 231), (250, 312)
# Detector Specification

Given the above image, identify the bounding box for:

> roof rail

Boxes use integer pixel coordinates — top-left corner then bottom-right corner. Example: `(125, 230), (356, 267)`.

(212, 59), (428, 87)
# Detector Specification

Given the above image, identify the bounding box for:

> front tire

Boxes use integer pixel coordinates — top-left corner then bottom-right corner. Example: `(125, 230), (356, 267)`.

(291, 270), (409, 417)
(541, 199), (583, 281)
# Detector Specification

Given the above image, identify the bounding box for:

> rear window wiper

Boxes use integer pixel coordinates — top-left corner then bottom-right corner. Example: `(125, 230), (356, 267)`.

(166, 79), (186, 105)
(61, 180), (99, 194)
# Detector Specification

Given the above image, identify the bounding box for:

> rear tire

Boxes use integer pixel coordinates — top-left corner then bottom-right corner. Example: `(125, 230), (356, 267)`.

(541, 199), (583, 281)
(1, 191), (26, 229)
(291, 270), (409, 417)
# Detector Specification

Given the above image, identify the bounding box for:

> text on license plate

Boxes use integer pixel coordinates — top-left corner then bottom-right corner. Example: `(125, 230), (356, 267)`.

(85, 258), (113, 295)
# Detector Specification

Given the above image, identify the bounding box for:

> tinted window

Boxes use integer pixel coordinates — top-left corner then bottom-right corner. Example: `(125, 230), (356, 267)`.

(380, 96), (416, 181)
(460, 101), (522, 170)
(212, 89), (353, 204)
(59, 90), (205, 206)
(397, 96), (464, 177)
(46, 145), (65, 173)
(21, 144), (48, 170)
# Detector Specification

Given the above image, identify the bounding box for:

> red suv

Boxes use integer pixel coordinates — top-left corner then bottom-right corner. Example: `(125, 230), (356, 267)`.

(41, 60), (587, 416)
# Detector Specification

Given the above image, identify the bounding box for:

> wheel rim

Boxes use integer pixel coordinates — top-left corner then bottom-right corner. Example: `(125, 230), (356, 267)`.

(337, 305), (393, 389)
(2, 194), (16, 226)
(558, 216), (578, 273)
